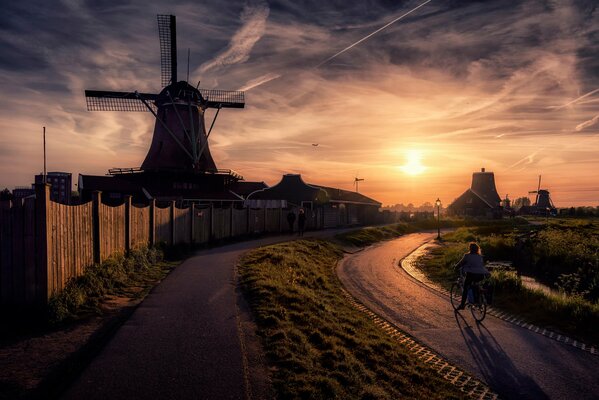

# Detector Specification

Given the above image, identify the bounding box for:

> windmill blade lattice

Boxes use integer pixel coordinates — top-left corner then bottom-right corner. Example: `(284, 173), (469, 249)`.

(157, 14), (177, 88)
(85, 90), (158, 112)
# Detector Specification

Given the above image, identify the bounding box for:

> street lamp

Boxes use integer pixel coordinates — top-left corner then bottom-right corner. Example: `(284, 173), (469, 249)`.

(435, 198), (442, 240)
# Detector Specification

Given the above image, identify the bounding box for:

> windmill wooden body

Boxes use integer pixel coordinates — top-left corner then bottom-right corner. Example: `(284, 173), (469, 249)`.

(80, 15), (247, 205)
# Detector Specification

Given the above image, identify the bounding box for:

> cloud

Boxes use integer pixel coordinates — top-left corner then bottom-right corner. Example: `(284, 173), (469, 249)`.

(575, 114), (599, 132)
(198, 0), (269, 73)
(238, 72), (281, 91)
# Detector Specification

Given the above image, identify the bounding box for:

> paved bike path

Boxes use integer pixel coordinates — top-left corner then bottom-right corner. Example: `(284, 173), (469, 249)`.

(62, 230), (350, 400)
(337, 233), (599, 400)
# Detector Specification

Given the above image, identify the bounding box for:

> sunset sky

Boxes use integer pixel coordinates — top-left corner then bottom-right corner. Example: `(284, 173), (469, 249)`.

(1, 0), (598, 206)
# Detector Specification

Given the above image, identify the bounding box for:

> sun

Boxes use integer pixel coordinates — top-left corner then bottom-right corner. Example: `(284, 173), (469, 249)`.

(399, 150), (427, 175)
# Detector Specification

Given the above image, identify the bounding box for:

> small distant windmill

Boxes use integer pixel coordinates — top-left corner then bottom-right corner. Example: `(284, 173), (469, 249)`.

(528, 175), (556, 213)
(354, 176), (364, 193)
(84, 15), (245, 173)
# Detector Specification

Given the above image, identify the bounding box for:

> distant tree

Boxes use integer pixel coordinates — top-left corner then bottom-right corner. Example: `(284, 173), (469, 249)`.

(0, 188), (12, 201)
(512, 197), (531, 209)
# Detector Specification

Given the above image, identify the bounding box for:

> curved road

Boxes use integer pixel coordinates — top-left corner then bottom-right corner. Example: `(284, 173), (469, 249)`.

(338, 233), (599, 400)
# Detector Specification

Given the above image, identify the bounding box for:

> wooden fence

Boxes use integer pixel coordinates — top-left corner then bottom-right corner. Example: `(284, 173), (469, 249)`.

(0, 184), (404, 307)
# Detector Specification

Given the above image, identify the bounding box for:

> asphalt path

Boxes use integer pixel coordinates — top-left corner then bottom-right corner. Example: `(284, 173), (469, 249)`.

(337, 232), (599, 400)
(61, 229), (353, 400)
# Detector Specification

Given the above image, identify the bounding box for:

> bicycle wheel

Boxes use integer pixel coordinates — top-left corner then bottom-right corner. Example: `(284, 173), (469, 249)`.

(470, 299), (487, 322)
(450, 282), (462, 310)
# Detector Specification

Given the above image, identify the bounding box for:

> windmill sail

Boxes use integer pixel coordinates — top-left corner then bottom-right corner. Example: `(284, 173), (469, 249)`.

(158, 14), (177, 87)
(85, 90), (158, 112)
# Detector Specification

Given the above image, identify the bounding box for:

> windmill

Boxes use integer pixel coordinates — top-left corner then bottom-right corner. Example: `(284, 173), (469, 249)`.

(353, 176), (364, 193)
(84, 15), (245, 173)
(528, 175), (556, 214)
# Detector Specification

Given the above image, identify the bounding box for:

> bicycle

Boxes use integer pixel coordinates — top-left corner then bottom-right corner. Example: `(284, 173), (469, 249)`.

(450, 274), (488, 322)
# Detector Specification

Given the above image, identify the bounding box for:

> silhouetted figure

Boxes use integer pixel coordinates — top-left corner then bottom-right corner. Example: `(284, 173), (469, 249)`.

(455, 242), (489, 310)
(286, 210), (296, 233)
(297, 208), (306, 237)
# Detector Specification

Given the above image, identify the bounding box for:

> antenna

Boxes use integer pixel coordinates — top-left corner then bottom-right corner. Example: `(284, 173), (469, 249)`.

(187, 48), (190, 83)
(354, 176), (364, 193)
(43, 126), (47, 184)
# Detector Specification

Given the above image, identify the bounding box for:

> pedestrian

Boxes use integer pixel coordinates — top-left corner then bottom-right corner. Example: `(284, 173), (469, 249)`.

(286, 210), (296, 233)
(455, 242), (490, 310)
(297, 208), (306, 236)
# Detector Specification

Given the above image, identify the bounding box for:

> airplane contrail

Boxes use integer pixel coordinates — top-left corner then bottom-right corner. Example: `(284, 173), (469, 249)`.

(315, 0), (433, 68)
(548, 87), (599, 110)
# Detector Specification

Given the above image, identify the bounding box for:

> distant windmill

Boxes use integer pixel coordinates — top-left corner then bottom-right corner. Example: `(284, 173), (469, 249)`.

(354, 176), (364, 193)
(84, 15), (245, 173)
(528, 175), (542, 206)
(528, 175), (556, 213)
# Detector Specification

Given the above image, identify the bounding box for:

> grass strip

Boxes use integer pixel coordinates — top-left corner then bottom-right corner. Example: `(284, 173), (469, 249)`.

(239, 239), (464, 399)
(48, 246), (178, 324)
(419, 241), (599, 345)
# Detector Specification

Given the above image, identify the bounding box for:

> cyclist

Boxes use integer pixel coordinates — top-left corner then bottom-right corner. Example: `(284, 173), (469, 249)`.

(455, 242), (489, 310)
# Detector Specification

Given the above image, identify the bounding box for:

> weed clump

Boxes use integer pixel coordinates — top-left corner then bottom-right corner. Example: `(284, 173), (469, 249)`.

(48, 247), (172, 323)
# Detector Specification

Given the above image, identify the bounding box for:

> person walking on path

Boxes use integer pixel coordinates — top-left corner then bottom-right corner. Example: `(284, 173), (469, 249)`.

(286, 210), (296, 233)
(455, 242), (489, 310)
(297, 208), (306, 236)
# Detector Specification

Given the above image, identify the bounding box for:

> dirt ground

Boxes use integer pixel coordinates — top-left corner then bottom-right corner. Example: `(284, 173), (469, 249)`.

(0, 295), (142, 400)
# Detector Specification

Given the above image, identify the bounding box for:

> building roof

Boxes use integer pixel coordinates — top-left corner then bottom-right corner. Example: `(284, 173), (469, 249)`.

(79, 174), (146, 194)
(246, 174), (381, 207)
(247, 174), (329, 206)
(311, 185), (381, 206)
(230, 181), (268, 198)
(448, 188), (495, 210)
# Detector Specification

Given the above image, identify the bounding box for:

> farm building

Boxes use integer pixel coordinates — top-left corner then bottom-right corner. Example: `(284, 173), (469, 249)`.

(447, 168), (503, 218)
(246, 174), (381, 227)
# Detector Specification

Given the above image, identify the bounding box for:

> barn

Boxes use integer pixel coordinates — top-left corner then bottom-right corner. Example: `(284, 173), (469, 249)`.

(447, 168), (503, 218)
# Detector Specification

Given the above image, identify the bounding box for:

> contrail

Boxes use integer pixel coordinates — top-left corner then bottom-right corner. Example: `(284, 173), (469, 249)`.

(548, 87), (599, 110)
(315, 0), (433, 68)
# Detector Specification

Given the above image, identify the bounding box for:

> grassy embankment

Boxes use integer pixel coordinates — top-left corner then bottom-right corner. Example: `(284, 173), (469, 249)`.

(239, 238), (463, 399)
(47, 245), (181, 324)
(418, 219), (599, 344)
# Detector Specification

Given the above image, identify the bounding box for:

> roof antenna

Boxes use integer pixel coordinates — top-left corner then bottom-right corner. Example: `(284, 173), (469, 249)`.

(187, 48), (190, 83)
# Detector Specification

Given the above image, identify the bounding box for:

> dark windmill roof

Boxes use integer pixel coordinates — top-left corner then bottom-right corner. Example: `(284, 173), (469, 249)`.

(247, 174), (329, 206)
(230, 181), (268, 198)
(311, 185), (381, 207)
(470, 168), (501, 206)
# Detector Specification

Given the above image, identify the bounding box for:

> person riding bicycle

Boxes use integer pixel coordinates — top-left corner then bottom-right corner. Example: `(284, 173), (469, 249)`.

(455, 242), (489, 310)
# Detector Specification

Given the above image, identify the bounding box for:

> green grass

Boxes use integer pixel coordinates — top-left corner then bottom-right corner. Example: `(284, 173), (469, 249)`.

(239, 239), (463, 399)
(48, 247), (178, 323)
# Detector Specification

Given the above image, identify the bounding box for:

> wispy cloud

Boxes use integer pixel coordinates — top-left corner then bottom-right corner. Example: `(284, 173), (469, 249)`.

(548, 88), (599, 110)
(198, 0), (269, 74)
(575, 114), (599, 132)
(238, 72), (281, 91)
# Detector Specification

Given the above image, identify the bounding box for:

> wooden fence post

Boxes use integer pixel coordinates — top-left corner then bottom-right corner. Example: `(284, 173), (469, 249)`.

(124, 195), (132, 253)
(209, 203), (214, 242)
(0, 200), (13, 305)
(229, 206), (234, 238)
(190, 203), (195, 244)
(149, 199), (156, 247)
(263, 207), (267, 233)
(170, 200), (176, 245)
(92, 191), (102, 264)
(34, 183), (51, 304)
(246, 207), (250, 235)
(279, 207), (283, 233)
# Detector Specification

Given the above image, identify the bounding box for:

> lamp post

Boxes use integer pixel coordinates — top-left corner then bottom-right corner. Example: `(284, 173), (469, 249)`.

(435, 198), (441, 240)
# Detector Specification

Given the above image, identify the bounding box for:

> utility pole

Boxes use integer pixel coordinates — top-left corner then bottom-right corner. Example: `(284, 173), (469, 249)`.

(43, 126), (47, 183)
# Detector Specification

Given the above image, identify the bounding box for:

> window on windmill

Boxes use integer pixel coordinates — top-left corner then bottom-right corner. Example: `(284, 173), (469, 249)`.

(467, 198), (473, 204)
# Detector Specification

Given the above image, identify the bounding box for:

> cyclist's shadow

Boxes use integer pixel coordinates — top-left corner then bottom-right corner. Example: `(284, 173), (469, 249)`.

(453, 312), (548, 399)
